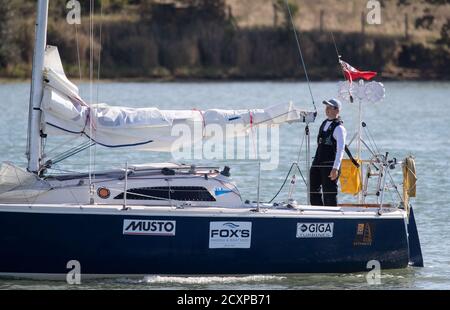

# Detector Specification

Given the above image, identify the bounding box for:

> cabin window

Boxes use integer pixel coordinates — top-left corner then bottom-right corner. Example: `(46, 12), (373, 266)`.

(114, 186), (216, 201)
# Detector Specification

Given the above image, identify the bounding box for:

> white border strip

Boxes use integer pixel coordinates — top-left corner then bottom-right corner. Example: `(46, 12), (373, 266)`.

(0, 204), (406, 219)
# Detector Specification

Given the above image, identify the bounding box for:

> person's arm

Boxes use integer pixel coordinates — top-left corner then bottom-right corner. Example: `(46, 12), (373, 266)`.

(332, 125), (347, 170)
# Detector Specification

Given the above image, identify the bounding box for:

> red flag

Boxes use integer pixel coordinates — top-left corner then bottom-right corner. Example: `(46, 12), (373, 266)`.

(339, 60), (377, 83)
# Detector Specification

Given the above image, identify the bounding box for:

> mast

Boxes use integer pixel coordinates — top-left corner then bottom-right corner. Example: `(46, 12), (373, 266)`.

(27, 0), (49, 173)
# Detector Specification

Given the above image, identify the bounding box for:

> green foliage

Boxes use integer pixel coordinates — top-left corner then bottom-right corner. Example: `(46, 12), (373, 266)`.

(438, 19), (450, 46)
(101, 0), (129, 13)
(0, 1), (23, 70)
(140, 0), (226, 23)
(415, 15), (434, 30)
(274, 0), (299, 29)
(1, 0), (449, 80)
(424, 0), (450, 5)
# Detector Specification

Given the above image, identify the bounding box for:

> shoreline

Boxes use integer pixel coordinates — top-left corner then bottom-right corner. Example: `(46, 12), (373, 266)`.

(1, 77), (449, 84)
(0, 78), (450, 85)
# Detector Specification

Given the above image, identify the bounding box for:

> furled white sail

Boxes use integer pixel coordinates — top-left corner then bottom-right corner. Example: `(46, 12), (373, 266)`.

(40, 46), (316, 151)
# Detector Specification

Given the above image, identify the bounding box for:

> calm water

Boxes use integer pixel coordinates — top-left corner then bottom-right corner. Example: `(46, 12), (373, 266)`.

(0, 81), (449, 290)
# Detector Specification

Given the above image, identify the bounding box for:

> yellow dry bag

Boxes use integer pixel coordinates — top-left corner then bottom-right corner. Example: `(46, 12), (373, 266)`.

(339, 159), (362, 195)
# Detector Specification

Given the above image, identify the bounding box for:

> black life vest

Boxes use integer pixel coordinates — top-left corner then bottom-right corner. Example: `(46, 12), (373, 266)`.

(313, 118), (343, 165)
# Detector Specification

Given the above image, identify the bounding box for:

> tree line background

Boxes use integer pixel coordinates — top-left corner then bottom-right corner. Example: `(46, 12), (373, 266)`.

(0, 0), (449, 80)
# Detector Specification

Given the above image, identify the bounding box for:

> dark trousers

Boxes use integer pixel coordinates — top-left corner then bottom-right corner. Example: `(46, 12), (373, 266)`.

(309, 162), (339, 206)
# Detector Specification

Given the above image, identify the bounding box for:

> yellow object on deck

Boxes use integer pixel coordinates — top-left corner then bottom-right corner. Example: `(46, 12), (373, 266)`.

(403, 156), (417, 198)
(402, 156), (417, 213)
(339, 159), (362, 195)
(402, 156), (417, 215)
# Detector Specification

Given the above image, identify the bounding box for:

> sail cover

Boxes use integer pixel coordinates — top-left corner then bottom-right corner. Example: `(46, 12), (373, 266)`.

(40, 46), (316, 151)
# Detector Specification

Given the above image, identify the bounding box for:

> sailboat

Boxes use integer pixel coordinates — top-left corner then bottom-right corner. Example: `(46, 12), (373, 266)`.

(0, 0), (423, 280)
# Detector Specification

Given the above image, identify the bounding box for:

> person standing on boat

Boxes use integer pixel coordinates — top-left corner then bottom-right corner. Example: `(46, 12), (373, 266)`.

(310, 99), (347, 206)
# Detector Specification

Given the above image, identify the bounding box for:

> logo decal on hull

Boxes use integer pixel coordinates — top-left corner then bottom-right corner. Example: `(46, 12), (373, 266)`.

(214, 187), (233, 196)
(123, 219), (176, 236)
(353, 223), (373, 246)
(296, 223), (334, 238)
(209, 221), (252, 248)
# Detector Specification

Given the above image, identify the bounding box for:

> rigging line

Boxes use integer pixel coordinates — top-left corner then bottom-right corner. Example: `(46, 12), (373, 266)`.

(67, 185), (83, 207)
(94, 0), (104, 181)
(387, 187), (396, 205)
(97, 0), (103, 97)
(50, 146), (92, 164)
(88, 175), (231, 185)
(386, 169), (404, 202)
(46, 166), (90, 174)
(362, 128), (378, 155)
(250, 108), (311, 127)
(75, 24), (82, 84)
(49, 142), (96, 166)
(248, 110), (258, 159)
(89, 0), (94, 191)
(283, 0), (316, 112)
(385, 179), (397, 204)
(367, 136), (379, 158)
(330, 31), (340, 59)
(364, 125), (381, 155)
(46, 121), (154, 148)
(296, 123), (306, 164)
(44, 135), (82, 157)
(330, 31), (348, 81)
(330, 30), (356, 104)
(267, 162), (306, 204)
(361, 138), (377, 159)
(288, 120), (308, 187)
(362, 126), (376, 153)
(368, 129), (382, 156)
(295, 163), (307, 185)
(50, 143), (92, 162)
(268, 163), (296, 203)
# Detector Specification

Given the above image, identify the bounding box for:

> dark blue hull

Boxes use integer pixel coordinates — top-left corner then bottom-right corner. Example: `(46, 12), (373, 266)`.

(0, 209), (414, 277)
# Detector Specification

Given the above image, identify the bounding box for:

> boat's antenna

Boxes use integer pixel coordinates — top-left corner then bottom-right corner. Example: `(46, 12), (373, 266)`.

(330, 31), (354, 103)
(330, 31), (339, 59)
(283, 0), (316, 113)
(330, 31), (345, 79)
(330, 30), (346, 80)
